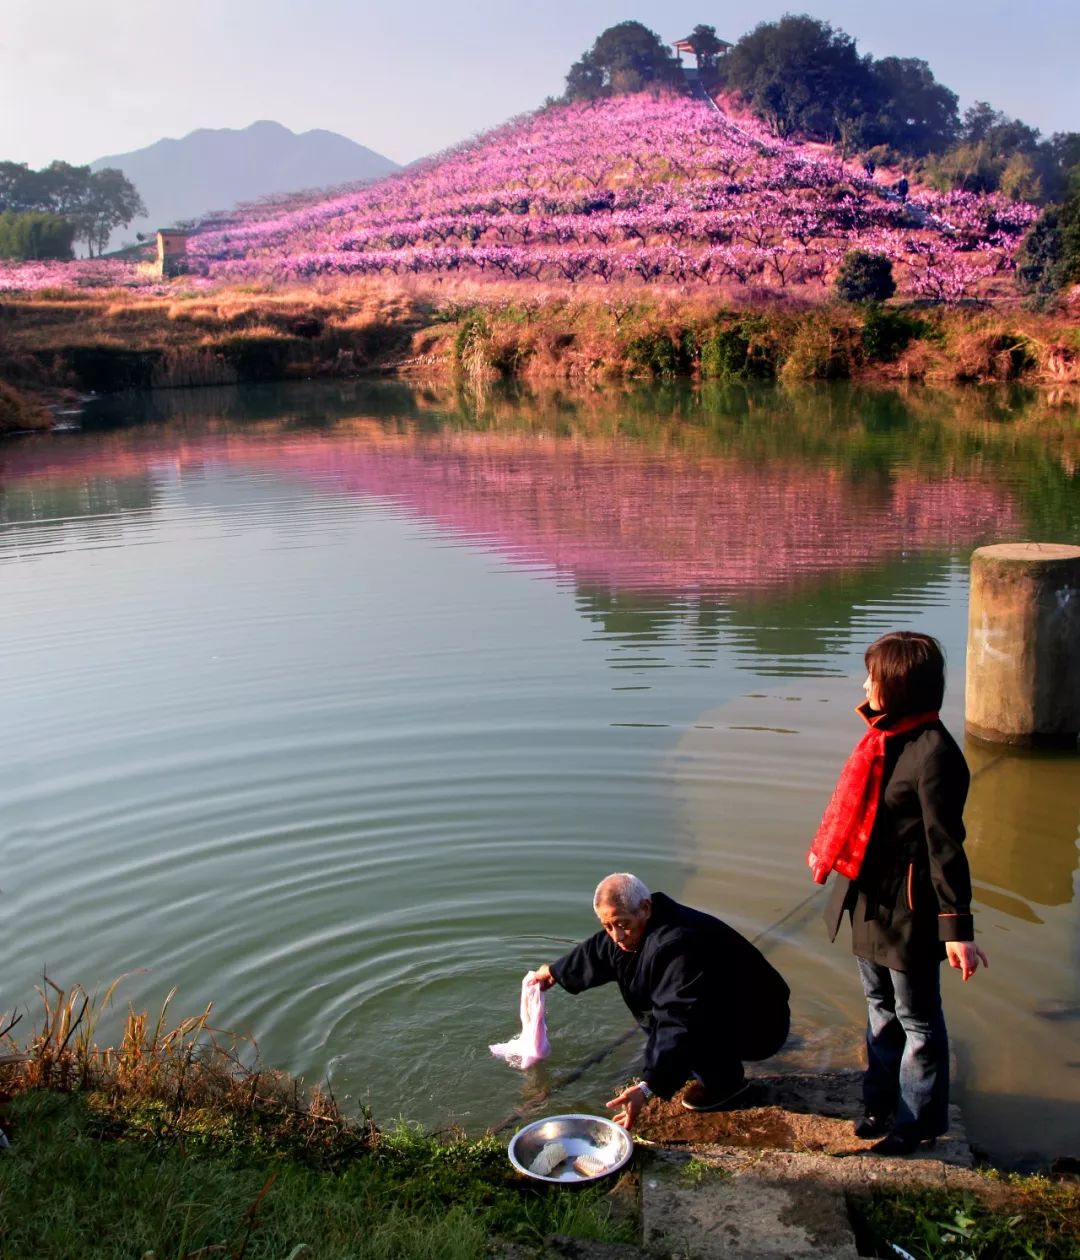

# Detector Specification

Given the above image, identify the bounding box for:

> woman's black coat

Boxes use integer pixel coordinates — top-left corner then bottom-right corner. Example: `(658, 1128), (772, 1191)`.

(823, 715), (975, 972)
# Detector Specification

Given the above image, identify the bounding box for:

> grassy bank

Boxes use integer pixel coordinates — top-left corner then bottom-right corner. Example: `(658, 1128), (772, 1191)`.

(0, 980), (631, 1258)
(1, 281), (1078, 416)
(0, 1092), (632, 1259)
(2, 982), (1079, 1258)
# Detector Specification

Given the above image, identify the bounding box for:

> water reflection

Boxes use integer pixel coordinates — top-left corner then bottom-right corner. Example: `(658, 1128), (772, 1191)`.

(1, 383), (1037, 604)
(967, 742), (1080, 914)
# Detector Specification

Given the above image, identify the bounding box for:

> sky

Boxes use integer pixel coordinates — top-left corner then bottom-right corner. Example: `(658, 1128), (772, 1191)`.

(1, 0), (1077, 169)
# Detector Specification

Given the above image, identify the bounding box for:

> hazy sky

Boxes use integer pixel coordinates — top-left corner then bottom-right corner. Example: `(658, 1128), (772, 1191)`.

(2, 0), (1077, 168)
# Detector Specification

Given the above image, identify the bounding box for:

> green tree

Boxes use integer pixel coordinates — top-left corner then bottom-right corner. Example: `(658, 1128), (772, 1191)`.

(961, 102), (1039, 154)
(565, 50), (606, 102)
(79, 167), (147, 256)
(0, 160), (145, 255)
(32, 160), (93, 216)
(688, 24), (724, 73)
(565, 21), (683, 101)
(923, 103), (1048, 198)
(1040, 131), (1080, 201)
(863, 57), (959, 156)
(725, 15), (875, 143)
(0, 161), (42, 212)
(0, 210), (76, 260)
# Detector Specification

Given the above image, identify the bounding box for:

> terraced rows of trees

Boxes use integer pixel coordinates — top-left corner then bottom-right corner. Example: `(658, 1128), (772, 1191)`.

(187, 92), (1037, 302)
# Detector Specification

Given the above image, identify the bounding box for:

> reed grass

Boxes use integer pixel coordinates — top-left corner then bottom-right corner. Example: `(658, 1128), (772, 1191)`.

(1, 976), (370, 1168)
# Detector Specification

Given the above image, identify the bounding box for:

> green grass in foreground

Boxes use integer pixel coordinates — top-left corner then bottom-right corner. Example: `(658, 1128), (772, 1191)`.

(0, 1091), (634, 1259)
(852, 1182), (1080, 1260)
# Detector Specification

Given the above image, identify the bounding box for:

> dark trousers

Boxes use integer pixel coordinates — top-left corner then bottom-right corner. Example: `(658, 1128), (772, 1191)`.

(856, 957), (949, 1139)
(694, 1002), (791, 1093)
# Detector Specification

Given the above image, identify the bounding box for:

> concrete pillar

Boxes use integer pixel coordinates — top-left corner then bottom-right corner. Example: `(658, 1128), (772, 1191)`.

(966, 543), (1080, 747)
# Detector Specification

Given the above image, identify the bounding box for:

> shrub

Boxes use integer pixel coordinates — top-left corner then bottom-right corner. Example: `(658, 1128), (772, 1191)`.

(1017, 197), (1080, 303)
(215, 332), (297, 380)
(861, 307), (925, 362)
(700, 327), (750, 379)
(779, 312), (852, 381)
(836, 251), (897, 304)
(699, 322), (776, 380)
(626, 331), (686, 378)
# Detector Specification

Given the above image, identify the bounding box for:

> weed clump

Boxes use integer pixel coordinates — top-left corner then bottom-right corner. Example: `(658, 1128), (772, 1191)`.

(779, 311), (853, 381)
(0, 379), (51, 433)
(850, 1183), (1080, 1260)
(454, 310), (501, 379)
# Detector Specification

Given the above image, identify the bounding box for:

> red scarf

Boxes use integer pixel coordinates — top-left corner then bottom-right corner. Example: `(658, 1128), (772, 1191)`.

(807, 703), (938, 885)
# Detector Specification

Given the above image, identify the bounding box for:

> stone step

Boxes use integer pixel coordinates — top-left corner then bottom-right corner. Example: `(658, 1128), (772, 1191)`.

(635, 1072), (978, 1260)
(641, 1147), (858, 1260)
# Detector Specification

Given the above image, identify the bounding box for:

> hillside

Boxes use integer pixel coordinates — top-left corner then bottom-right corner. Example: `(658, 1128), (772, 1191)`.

(187, 93), (1038, 302)
(90, 120), (400, 252)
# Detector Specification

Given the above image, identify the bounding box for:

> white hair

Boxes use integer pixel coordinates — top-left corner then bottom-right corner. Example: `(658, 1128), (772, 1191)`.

(593, 872), (651, 914)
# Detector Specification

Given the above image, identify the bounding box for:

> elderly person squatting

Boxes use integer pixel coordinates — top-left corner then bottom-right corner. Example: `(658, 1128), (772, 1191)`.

(530, 873), (791, 1130)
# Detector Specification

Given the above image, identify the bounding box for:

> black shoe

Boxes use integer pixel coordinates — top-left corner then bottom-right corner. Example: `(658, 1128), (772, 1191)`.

(854, 1113), (892, 1140)
(680, 1079), (751, 1112)
(869, 1132), (922, 1156)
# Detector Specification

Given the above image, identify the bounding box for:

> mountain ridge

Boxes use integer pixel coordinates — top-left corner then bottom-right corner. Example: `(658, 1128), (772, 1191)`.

(90, 120), (400, 251)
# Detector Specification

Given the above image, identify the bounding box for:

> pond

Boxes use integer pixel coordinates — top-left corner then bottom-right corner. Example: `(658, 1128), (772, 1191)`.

(1, 378), (1078, 1166)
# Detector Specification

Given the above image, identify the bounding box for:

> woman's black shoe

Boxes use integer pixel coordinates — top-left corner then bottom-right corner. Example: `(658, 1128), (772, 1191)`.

(853, 1113), (892, 1139)
(869, 1132), (921, 1156)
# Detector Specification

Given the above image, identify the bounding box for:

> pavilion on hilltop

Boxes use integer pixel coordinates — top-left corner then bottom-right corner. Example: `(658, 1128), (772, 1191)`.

(673, 34), (732, 58)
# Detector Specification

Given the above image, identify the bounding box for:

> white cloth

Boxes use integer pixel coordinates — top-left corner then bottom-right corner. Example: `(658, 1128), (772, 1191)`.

(489, 971), (550, 1069)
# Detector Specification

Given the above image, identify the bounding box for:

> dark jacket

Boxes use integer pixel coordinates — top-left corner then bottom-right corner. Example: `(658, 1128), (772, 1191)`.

(824, 713), (974, 971)
(550, 892), (790, 1098)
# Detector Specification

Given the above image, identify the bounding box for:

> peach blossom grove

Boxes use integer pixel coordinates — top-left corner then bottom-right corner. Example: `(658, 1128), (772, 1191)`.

(0, 94), (1039, 300)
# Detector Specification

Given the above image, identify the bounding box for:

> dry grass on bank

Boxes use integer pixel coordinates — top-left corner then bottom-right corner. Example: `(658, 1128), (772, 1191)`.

(0, 379), (52, 434)
(2, 278), (1079, 400)
(0, 976), (369, 1168)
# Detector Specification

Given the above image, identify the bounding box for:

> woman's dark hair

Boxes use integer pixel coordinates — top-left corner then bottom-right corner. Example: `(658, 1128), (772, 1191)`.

(865, 631), (945, 714)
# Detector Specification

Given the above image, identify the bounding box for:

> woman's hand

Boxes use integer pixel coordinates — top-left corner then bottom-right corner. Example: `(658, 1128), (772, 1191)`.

(606, 1083), (648, 1130)
(946, 940), (989, 980)
(529, 964), (556, 991)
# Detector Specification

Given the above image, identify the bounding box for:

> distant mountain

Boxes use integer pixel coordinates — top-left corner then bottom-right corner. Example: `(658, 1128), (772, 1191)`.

(91, 120), (399, 252)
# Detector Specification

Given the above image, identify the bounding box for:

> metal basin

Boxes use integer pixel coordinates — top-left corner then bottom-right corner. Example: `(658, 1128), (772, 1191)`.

(507, 1113), (634, 1183)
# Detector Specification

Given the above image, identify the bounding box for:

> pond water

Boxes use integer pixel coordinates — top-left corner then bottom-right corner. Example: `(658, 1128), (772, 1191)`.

(2, 378), (1078, 1166)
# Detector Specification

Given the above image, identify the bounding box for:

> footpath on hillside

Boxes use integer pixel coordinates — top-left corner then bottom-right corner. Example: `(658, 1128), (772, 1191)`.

(496, 1063), (1010, 1260)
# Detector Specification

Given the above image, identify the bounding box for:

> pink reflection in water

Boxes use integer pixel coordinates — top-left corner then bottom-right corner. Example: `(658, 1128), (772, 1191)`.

(2, 426), (1019, 594)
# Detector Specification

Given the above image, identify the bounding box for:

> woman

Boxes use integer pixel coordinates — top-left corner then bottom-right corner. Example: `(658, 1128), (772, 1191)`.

(808, 631), (988, 1155)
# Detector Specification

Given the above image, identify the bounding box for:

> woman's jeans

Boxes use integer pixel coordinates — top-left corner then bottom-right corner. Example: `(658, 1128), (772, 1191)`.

(856, 957), (949, 1139)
